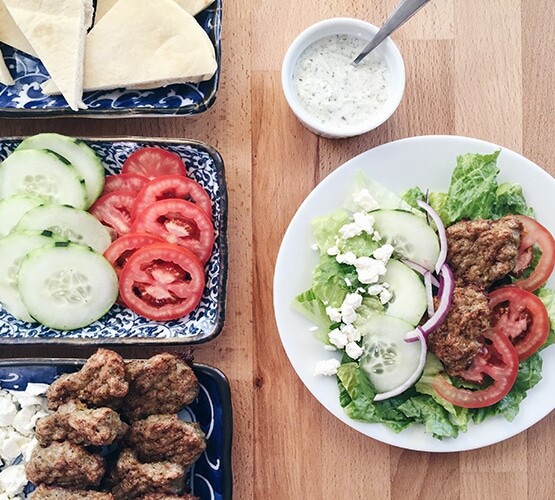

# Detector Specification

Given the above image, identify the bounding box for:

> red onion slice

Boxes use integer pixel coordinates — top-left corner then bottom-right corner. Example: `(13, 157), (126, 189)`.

(416, 200), (448, 274)
(405, 264), (454, 342)
(401, 259), (440, 288)
(425, 271), (435, 317)
(374, 328), (427, 401)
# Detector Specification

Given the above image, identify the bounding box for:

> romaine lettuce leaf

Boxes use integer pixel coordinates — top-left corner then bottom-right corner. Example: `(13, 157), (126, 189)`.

(396, 395), (460, 439)
(336, 362), (414, 433)
(311, 210), (349, 253)
(311, 255), (350, 308)
(492, 182), (534, 219)
(537, 287), (555, 349)
(443, 151), (501, 223)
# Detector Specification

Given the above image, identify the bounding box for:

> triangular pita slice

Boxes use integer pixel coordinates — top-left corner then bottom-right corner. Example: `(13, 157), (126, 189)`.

(42, 0), (217, 94)
(0, 48), (14, 85)
(0, 0), (37, 56)
(94, 0), (214, 25)
(3, 0), (92, 110)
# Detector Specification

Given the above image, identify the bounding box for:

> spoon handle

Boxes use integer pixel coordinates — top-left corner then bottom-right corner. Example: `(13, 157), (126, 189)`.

(352, 0), (432, 66)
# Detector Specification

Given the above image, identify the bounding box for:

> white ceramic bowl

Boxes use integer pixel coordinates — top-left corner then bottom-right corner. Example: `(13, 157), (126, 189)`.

(281, 18), (406, 139)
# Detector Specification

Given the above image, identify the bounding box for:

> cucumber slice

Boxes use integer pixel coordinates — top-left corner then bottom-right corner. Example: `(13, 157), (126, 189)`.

(15, 205), (112, 253)
(18, 242), (118, 330)
(0, 149), (87, 209)
(17, 134), (105, 208)
(380, 259), (427, 326)
(359, 314), (422, 393)
(0, 230), (64, 322)
(372, 210), (440, 271)
(0, 195), (44, 237)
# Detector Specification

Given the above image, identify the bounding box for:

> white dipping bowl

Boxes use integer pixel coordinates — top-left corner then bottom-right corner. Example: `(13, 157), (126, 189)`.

(281, 18), (406, 139)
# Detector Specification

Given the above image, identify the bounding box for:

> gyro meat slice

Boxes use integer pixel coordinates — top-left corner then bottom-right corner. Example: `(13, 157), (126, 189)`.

(127, 414), (206, 468)
(446, 215), (523, 289)
(47, 349), (128, 410)
(110, 449), (185, 500)
(122, 353), (198, 420)
(32, 485), (114, 499)
(427, 286), (489, 377)
(36, 400), (128, 447)
(26, 441), (105, 489)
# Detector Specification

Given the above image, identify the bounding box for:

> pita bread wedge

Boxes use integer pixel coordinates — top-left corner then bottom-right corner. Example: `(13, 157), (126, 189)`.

(94, 0), (214, 25)
(42, 0), (217, 95)
(0, 0), (36, 56)
(0, 48), (14, 85)
(3, 0), (93, 110)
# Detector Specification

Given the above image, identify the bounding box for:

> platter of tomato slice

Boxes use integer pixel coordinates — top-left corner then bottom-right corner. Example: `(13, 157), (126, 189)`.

(0, 137), (228, 345)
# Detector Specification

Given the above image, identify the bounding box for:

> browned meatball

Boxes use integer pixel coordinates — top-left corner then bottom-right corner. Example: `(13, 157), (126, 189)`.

(427, 286), (490, 376)
(127, 414), (206, 468)
(36, 400), (128, 447)
(47, 349), (128, 410)
(32, 485), (114, 499)
(110, 449), (185, 500)
(122, 354), (198, 421)
(26, 441), (105, 489)
(446, 215), (522, 289)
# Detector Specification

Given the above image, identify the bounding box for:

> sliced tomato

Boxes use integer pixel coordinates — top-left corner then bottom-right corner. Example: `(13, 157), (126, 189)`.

(132, 175), (212, 221)
(512, 215), (555, 292)
(102, 173), (149, 195)
(489, 286), (549, 361)
(89, 190), (136, 237)
(131, 199), (214, 264)
(103, 232), (165, 276)
(119, 243), (205, 321)
(432, 329), (519, 408)
(122, 148), (187, 180)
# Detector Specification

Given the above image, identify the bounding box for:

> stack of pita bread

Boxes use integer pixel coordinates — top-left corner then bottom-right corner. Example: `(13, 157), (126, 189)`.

(0, 0), (217, 111)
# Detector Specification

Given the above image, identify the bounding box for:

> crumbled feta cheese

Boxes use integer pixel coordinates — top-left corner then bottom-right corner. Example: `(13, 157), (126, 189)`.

(0, 399), (16, 428)
(345, 342), (364, 360)
(0, 465), (26, 497)
(339, 212), (375, 240)
(342, 324), (361, 342)
(336, 251), (357, 266)
(372, 231), (381, 242)
(328, 328), (348, 349)
(367, 284), (384, 296)
(344, 277), (352, 287)
(308, 325), (319, 332)
(327, 245), (339, 256)
(314, 358), (341, 376)
(373, 244), (395, 263)
(0, 384), (50, 498)
(352, 189), (379, 212)
(325, 306), (342, 323)
(310, 243), (319, 251)
(340, 293), (363, 324)
(354, 257), (387, 284)
(380, 287), (394, 305)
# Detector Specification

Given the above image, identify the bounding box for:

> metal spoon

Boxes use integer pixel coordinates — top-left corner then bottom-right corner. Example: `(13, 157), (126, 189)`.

(352, 0), (432, 66)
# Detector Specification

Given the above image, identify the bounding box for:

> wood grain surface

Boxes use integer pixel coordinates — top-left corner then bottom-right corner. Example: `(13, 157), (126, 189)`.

(1, 0), (555, 498)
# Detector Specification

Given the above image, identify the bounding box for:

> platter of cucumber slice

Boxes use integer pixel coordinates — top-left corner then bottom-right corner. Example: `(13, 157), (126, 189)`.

(0, 134), (228, 344)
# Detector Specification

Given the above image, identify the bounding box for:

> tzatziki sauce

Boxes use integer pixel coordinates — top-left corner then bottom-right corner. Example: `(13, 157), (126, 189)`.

(293, 34), (390, 128)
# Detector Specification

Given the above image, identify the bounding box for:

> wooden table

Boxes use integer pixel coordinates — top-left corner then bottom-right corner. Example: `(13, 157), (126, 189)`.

(1, 0), (555, 498)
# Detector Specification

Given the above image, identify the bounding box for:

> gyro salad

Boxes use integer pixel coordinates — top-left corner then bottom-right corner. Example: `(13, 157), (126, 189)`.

(295, 151), (555, 439)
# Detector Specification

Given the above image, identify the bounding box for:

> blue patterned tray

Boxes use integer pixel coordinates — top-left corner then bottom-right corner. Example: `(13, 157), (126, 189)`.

(0, 1), (222, 117)
(0, 137), (228, 344)
(0, 360), (233, 500)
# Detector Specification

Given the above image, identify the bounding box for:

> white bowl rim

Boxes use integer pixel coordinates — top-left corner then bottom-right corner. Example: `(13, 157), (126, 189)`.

(281, 17), (406, 139)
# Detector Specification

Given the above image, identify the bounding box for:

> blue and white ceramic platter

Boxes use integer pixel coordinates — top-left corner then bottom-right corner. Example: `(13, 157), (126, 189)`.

(0, 137), (228, 344)
(0, 360), (233, 500)
(0, 0), (222, 117)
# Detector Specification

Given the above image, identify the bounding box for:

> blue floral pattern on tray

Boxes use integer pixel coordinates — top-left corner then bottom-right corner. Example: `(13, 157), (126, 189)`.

(0, 138), (228, 344)
(0, 1), (222, 117)
(0, 361), (233, 500)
